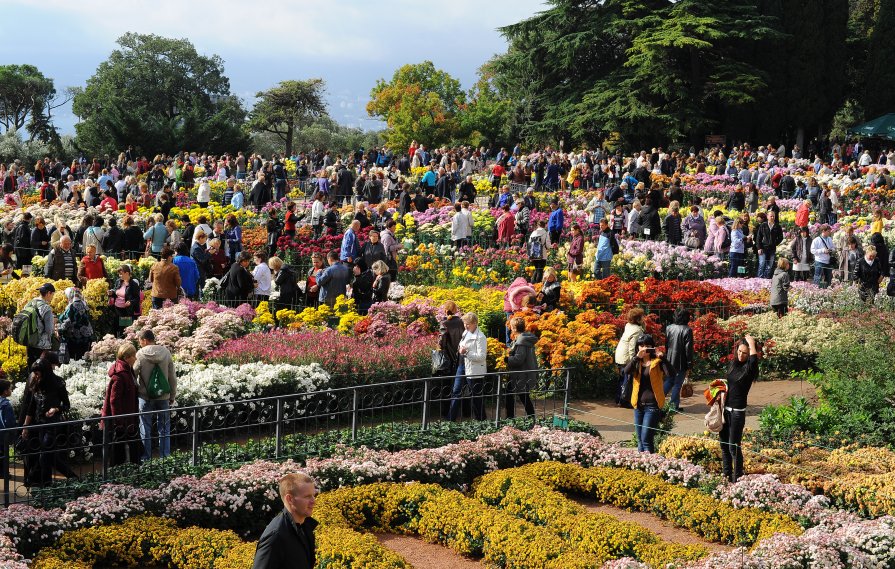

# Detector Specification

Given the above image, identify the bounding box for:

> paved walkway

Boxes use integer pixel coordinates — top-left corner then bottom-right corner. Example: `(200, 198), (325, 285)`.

(569, 378), (818, 444)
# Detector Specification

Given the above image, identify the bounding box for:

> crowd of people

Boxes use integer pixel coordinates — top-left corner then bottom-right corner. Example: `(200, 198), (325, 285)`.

(2, 136), (894, 492)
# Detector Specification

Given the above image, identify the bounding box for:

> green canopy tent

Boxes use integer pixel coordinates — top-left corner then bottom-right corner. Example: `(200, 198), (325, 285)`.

(848, 113), (895, 141)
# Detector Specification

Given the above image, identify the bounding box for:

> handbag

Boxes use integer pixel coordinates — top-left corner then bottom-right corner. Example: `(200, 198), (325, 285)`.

(431, 349), (450, 375)
(118, 316), (133, 329)
(680, 378), (694, 399)
(619, 370), (634, 409)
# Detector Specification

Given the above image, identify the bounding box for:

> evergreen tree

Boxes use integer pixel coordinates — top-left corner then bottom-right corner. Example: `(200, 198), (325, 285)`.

(865, 0), (895, 117)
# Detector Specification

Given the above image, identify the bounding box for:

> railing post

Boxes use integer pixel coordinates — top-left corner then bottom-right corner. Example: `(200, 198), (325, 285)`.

(101, 420), (111, 480)
(494, 373), (502, 428)
(421, 378), (430, 432)
(191, 408), (199, 467)
(563, 368), (571, 429)
(3, 429), (10, 506)
(275, 398), (284, 459)
(351, 388), (359, 443)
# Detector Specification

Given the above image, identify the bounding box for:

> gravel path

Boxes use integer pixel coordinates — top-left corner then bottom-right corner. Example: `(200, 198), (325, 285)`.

(375, 533), (486, 568)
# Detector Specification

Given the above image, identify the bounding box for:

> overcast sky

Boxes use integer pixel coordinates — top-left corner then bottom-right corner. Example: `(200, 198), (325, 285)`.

(3, 0), (548, 135)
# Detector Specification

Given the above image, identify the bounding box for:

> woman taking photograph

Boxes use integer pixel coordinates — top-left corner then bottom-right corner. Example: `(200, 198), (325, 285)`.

(624, 334), (674, 454)
(722, 335), (758, 483)
(371, 260), (391, 304)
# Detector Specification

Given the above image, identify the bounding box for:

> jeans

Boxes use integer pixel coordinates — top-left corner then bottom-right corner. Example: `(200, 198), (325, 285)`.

(532, 259), (546, 283)
(593, 259), (611, 279)
(813, 261), (832, 287)
(447, 362), (485, 421)
(757, 252), (774, 279)
(663, 370), (687, 411)
(720, 408), (747, 482)
(728, 252), (744, 277)
(37, 426), (78, 485)
(151, 296), (167, 310)
(138, 398), (171, 461)
(827, 213), (837, 226)
(634, 405), (662, 453)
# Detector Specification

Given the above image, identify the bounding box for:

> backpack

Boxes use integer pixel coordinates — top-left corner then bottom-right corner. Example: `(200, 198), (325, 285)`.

(147, 364), (171, 399)
(12, 299), (41, 347)
(528, 235), (544, 259)
(720, 226), (731, 251)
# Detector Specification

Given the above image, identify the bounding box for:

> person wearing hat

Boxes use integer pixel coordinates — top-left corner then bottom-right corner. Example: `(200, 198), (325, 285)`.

(623, 333), (675, 453)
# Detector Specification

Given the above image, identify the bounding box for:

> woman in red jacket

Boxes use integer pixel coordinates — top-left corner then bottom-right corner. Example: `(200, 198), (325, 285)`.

(566, 223), (584, 281)
(496, 205), (515, 247)
(78, 244), (107, 286)
(102, 343), (141, 466)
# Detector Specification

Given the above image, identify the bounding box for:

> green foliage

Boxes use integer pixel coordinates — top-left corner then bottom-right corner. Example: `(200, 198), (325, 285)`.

(865, 0), (895, 117)
(72, 33), (249, 156)
(248, 79), (328, 156)
(367, 61), (465, 150)
(458, 68), (513, 148)
(830, 99), (865, 141)
(0, 64), (55, 135)
(756, 314), (895, 448)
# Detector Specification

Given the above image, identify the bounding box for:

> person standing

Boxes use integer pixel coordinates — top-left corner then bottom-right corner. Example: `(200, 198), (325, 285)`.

(315, 251), (350, 307)
(21, 355), (78, 485)
(253, 472), (318, 569)
(133, 329), (176, 462)
(224, 252), (256, 304)
(755, 210), (783, 278)
(505, 317), (538, 419)
(664, 308), (693, 412)
(43, 236), (78, 281)
(810, 224), (835, 288)
(593, 219), (614, 279)
(13, 212), (33, 269)
(253, 252), (273, 304)
(547, 200), (564, 245)
(148, 247), (181, 309)
(101, 343), (141, 466)
(57, 287), (93, 361)
(447, 312), (488, 422)
(855, 244), (884, 302)
(721, 335), (758, 483)
(614, 308), (645, 406)
(340, 220), (360, 265)
(624, 334), (674, 453)
(528, 220), (551, 283)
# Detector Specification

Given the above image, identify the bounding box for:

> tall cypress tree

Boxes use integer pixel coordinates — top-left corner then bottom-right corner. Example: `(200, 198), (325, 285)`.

(865, 0), (895, 117)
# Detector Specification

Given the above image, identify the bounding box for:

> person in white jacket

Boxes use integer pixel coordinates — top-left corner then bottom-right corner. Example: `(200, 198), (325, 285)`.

(450, 202), (474, 248)
(196, 179), (211, 207)
(447, 312), (488, 421)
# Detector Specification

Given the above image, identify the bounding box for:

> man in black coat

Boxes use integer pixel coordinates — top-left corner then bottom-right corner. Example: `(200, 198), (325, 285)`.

(253, 472), (318, 569)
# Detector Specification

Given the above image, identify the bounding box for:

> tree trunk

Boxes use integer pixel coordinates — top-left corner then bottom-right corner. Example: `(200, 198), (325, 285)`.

(796, 127), (805, 152)
(285, 124), (294, 157)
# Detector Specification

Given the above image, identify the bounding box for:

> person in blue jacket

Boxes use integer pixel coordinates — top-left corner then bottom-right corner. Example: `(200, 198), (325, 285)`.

(548, 200), (565, 245)
(593, 219), (615, 279)
(340, 220), (360, 265)
(173, 243), (200, 299)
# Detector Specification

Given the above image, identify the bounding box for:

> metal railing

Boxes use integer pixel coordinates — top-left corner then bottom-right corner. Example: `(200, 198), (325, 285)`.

(1, 368), (572, 507)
